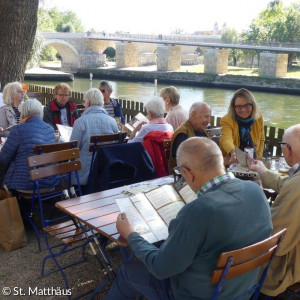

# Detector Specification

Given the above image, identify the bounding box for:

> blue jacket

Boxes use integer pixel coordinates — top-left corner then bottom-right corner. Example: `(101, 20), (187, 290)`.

(70, 105), (118, 185)
(0, 117), (57, 190)
(111, 98), (125, 124)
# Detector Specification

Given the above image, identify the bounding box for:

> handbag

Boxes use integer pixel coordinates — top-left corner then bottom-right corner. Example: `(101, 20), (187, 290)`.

(0, 188), (27, 251)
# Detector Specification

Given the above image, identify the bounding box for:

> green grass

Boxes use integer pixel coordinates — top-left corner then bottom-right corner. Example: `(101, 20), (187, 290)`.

(180, 64), (300, 78)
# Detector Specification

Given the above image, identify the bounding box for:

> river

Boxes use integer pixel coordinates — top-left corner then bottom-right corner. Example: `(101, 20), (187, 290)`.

(25, 77), (300, 129)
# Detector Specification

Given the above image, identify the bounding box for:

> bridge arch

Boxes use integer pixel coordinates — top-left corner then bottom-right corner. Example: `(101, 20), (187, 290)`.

(42, 39), (79, 71)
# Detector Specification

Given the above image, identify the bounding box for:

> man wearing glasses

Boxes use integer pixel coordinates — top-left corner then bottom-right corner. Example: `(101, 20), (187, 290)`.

(99, 80), (125, 124)
(43, 83), (80, 130)
(248, 124), (300, 297)
(106, 137), (272, 300)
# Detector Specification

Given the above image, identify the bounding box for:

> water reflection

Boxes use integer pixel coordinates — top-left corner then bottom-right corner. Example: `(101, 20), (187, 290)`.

(26, 77), (300, 129)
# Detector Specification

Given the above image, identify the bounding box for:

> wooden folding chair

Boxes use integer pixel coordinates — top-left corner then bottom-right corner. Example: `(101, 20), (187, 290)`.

(211, 228), (287, 300)
(27, 148), (92, 294)
(19, 141), (78, 250)
(87, 132), (127, 185)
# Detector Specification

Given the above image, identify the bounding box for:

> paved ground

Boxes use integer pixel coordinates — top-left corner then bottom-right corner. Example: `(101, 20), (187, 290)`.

(0, 222), (122, 300)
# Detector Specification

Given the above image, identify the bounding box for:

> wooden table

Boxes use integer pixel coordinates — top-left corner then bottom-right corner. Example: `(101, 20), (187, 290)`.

(56, 186), (129, 247)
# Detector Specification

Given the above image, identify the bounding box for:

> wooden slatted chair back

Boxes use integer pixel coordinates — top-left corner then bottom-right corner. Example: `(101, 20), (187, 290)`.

(211, 228), (287, 300)
(28, 148), (81, 181)
(163, 139), (172, 160)
(211, 228), (286, 283)
(89, 132), (127, 152)
(33, 141), (78, 154)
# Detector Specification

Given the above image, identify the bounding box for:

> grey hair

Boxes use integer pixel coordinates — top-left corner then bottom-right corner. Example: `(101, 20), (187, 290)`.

(84, 88), (104, 106)
(20, 98), (43, 119)
(160, 86), (180, 106)
(145, 96), (165, 118)
(189, 102), (211, 117)
(228, 88), (259, 119)
(99, 80), (113, 93)
(3, 82), (22, 105)
(177, 137), (224, 171)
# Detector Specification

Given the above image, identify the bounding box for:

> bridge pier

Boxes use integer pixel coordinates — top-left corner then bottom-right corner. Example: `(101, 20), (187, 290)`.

(204, 48), (228, 74)
(157, 45), (181, 71)
(116, 42), (138, 68)
(79, 51), (106, 68)
(259, 53), (288, 78)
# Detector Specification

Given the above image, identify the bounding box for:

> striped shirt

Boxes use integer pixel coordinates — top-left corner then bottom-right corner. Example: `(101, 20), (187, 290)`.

(104, 101), (115, 118)
(197, 172), (235, 196)
(12, 106), (20, 124)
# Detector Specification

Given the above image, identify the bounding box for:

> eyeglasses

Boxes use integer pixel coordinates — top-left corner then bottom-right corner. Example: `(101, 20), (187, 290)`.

(278, 142), (291, 150)
(57, 94), (70, 97)
(100, 89), (106, 93)
(173, 165), (190, 173)
(234, 103), (253, 111)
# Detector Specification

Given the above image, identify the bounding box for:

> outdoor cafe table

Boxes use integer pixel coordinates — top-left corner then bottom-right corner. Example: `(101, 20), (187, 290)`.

(55, 186), (130, 247)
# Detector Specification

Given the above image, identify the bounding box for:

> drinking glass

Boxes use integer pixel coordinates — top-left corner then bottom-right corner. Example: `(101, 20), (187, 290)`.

(54, 130), (60, 143)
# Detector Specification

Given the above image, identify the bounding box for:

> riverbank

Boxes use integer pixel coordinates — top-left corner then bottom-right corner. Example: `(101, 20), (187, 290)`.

(25, 67), (74, 81)
(77, 65), (300, 95)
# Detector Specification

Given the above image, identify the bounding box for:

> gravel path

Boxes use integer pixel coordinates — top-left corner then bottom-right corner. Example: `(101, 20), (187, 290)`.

(0, 224), (123, 300)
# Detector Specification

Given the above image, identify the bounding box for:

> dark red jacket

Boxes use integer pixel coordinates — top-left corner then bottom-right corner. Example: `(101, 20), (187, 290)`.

(143, 131), (174, 178)
(43, 99), (80, 129)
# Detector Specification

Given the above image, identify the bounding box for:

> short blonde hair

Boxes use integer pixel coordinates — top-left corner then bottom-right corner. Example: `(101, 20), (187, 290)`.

(228, 88), (259, 119)
(3, 82), (22, 105)
(20, 98), (43, 119)
(84, 88), (104, 106)
(54, 83), (71, 97)
(160, 86), (180, 106)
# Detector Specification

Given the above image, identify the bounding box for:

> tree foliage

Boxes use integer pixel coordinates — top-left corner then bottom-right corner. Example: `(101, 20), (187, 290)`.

(242, 0), (300, 66)
(37, 7), (85, 62)
(221, 28), (243, 66)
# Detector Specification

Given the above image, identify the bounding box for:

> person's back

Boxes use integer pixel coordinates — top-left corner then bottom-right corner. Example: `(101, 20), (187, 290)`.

(168, 178), (272, 299)
(70, 89), (118, 185)
(0, 117), (56, 190)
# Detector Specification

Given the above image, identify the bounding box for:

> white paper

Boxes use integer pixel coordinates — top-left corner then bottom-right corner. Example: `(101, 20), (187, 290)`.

(178, 184), (197, 204)
(158, 201), (185, 225)
(56, 124), (73, 142)
(145, 185), (181, 210)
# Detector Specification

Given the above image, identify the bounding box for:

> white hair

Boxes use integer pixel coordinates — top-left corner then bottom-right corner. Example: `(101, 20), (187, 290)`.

(145, 96), (165, 118)
(3, 82), (22, 105)
(20, 98), (43, 119)
(189, 101), (211, 117)
(84, 88), (104, 106)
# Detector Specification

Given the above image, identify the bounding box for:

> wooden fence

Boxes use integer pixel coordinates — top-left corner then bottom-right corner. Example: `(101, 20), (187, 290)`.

(28, 84), (284, 156)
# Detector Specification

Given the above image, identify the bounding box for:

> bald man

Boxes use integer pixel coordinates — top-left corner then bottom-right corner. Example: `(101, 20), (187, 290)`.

(169, 101), (211, 170)
(106, 137), (272, 300)
(249, 124), (300, 297)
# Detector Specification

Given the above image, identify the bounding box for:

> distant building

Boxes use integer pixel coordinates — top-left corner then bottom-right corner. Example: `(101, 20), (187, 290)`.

(213, 22), (227, 35)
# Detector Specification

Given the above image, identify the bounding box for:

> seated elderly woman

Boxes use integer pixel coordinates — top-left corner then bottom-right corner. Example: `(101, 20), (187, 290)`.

(219, 88), (265, 161)
(70, 88), (118, 186)
(0, 98), (57, 191)
(160, 86), (188, 130)
(0, 82), (25, 137)
(128, 96), (174, 144)
(43, 82), (80, 129)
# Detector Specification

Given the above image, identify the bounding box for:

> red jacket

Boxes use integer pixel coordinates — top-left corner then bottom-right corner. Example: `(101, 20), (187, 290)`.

(143, 131), (174, 178)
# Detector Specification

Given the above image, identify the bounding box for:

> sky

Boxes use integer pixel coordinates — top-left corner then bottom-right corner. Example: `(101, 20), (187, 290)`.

(44, 0), (294, 34)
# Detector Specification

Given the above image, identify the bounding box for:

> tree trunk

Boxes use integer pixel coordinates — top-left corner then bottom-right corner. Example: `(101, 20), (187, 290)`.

(0, 0), (39, 90)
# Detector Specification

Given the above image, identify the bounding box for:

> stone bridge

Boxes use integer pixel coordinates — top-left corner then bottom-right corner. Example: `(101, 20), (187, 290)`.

(42, 32), (295, 78)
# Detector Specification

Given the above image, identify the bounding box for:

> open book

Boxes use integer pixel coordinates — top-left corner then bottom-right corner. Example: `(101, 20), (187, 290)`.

(124, 112), (149, 132)
(116, 178), (197, 243)
(56, 124), (73, 142)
